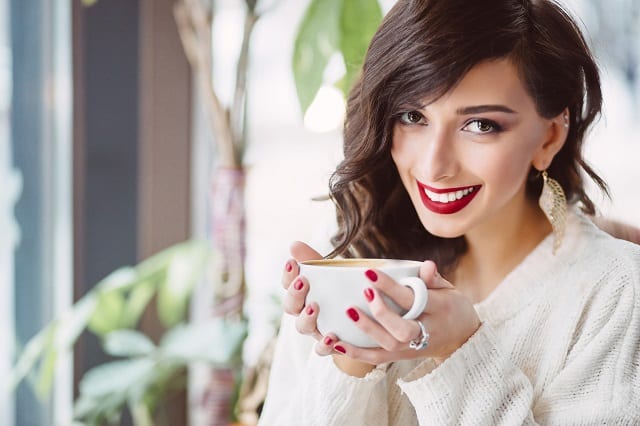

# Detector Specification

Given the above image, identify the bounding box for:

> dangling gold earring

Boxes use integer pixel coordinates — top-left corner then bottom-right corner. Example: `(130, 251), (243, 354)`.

(538, 170), (567, 254)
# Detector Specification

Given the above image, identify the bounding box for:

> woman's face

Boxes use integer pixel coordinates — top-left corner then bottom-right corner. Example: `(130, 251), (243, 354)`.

(391, 58), (561, 239)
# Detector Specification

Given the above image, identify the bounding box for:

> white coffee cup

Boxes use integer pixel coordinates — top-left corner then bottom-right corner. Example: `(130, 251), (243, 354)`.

(299, 258), (428, 348)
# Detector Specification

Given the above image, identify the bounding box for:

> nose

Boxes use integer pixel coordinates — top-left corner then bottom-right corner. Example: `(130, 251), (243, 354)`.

(418, 127), (459, 182)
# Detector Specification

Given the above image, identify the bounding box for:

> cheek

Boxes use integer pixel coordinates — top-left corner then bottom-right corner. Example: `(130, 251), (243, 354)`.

(390, 135), (410, 174)
(473, 144), (537, 190)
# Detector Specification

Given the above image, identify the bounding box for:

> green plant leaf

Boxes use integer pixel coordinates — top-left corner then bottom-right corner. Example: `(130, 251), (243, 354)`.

(13, 291), (97, 397)
(95, 266), (138, 292)
(120, 280), (156, 329)
(157, 242), (209, 327)
(127, 362), (183, 413)
(87, 289), (126, 337)
(292, 0), (343, 114)
(339, 0), (382, 97)
(159, 319), (247, 365)
(9, 324), (57, 390)
(103, 330), (156, 357)
(55, 294), (99, 350)
(135, 244), (178, 281)
(74, 391), (126, 424)
(79, 358), (155, 398)
(129, 400), (154, 426)
(35, 340), (57, 399)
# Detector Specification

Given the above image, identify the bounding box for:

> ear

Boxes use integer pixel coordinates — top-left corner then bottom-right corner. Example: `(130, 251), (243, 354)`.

(531, 108), (569, 171)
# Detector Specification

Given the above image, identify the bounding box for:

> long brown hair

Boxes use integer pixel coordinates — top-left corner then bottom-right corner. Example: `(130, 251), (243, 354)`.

(328, 0), (607, 270)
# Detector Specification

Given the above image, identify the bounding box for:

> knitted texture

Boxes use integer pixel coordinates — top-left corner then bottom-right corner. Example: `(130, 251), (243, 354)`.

(260, 210), (640, 425)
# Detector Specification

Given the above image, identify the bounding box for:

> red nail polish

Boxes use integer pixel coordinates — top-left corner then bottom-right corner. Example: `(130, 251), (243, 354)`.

(334, 345), (346, 354)
(306, 305), (314, 316)
(323, 336), (333, 345)
(364, 288), (374, 302)
(293, 279), (303, 290)
(346, 308), (359, 322)
(285, 262), (293, 272)
(365, 269), (378, 282)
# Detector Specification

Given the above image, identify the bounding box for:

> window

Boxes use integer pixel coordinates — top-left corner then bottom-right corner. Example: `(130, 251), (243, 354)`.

(3, 0), (73, 424)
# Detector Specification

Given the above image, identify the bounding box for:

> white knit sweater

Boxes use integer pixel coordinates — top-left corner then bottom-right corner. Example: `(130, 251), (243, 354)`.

(259, 209), (640, 425)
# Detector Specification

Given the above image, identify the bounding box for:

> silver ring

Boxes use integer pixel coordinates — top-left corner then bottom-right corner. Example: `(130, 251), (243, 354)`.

(409, 320), (430, 351)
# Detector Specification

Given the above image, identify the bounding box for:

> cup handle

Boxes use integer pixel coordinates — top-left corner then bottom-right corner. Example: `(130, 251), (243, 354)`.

(398, 277), (428, 319)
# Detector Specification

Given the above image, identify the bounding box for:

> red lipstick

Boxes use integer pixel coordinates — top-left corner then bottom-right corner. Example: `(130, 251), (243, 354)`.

(417, 181), (481, 214)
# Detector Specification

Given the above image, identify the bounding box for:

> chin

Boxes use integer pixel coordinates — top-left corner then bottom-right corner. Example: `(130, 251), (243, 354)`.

(419, 220), (466, 239)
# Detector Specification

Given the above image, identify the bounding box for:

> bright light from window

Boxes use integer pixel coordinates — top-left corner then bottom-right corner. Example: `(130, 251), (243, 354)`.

(303, 85), (346, 133)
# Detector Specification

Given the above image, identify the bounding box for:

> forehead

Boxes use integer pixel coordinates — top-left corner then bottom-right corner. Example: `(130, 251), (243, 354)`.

(425, 58), (536, 112)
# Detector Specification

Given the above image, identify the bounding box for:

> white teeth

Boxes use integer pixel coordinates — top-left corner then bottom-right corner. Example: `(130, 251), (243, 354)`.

(424, 186), (477, 204)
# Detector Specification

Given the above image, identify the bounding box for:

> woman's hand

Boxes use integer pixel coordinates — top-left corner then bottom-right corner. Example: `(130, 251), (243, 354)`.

(328, 261), (481, 366)
(281, 245), (480, 374)
(281, 242), (384, 377)
(281, 241), (327, 340)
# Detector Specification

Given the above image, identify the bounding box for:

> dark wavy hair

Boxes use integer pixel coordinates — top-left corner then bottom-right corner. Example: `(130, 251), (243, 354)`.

(328, 0), (607, 271)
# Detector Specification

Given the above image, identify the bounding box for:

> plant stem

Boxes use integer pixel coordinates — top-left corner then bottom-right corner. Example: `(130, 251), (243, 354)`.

(230, 7), (259, 165)
(130, 401), (154, 426)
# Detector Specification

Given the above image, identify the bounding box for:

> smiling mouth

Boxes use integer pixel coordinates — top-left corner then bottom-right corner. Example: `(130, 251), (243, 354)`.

(417, 182), (481, 214)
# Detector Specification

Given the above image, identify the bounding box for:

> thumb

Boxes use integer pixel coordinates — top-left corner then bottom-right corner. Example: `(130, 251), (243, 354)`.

(420, 260), (454, 289)
(290, 241), (323, 262)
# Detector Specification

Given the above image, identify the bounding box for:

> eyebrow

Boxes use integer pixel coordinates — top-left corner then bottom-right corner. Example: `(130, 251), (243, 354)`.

(455, 105), (517, 114)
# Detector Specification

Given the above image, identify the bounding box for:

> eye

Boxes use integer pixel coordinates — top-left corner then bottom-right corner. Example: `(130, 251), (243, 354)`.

(462, 119), (502, 134)
(399, 111), (426, 125)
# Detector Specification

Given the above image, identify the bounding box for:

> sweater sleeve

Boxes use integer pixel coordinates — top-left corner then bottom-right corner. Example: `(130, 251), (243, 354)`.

(398, 323), (538, 425)
(397, 253), (640, 425)
(259, 313), (391, 426)
(534, 253), (640, 424)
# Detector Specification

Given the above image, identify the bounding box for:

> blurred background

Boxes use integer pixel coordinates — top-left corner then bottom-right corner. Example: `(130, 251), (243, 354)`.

(1, 0), (638, 424)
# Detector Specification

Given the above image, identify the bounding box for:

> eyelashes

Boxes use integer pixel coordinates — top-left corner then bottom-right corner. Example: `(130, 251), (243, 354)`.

(397, 111), (426, 125)
(394, 110), (504, 134)
(462, 119), (504, 134)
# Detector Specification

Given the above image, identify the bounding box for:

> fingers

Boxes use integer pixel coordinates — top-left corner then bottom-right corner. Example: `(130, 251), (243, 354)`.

(295, 302), (322, 339)
(365, 269), (416, 311)
(290, 241), (322, 262)
(327, 340), (399, 366)
(281, 242), (339, 357)
(281, 241), (322, 290)
(420, 260), (454, 289)
(314, 332), (339, 356)
(354, 291), (425, 350)
(283, 276), (309, 315)
(281, 259), (299, 289)
(358, 269), (426, 347)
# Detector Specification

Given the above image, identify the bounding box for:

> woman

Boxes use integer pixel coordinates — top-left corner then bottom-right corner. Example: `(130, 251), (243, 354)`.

(260, 0), (640, 424)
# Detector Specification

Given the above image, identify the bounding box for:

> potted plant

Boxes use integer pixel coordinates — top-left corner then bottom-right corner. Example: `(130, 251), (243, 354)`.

(11, 240), (247, 425)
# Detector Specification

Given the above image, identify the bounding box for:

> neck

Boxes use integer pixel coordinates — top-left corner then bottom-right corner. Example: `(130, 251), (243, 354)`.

(452, 195), (551, 303)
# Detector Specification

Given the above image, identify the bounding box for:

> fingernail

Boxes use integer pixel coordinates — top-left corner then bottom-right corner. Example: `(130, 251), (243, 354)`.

(346, 308), (359, 322)
(323, 336), (333, 345)
(293, 279), (303, 290)
(285, 261), (293, 272)
(364, 288), (374, 302)
(365, 269), (378, 282)
(334, 345), (346, 354)
(306, 305), (314, 316)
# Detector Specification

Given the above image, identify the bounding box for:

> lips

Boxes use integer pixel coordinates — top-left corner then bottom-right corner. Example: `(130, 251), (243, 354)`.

(417, 181), (481, 214)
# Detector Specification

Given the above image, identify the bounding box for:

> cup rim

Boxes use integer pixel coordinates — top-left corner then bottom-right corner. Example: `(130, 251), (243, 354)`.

(299, 258), (422, 268)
